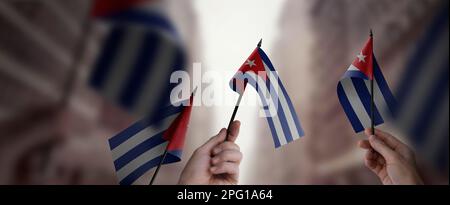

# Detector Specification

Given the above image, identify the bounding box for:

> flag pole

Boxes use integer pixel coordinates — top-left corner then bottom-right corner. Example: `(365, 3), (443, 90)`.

(149, 148), (168, 185)
(149, 88), (197, 185)
(370, 30), (375, 135)
(226, 92), (244, 141)
(225, 39), (262, 141)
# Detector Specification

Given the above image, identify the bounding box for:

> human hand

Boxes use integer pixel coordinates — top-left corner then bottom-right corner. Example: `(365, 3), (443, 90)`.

(178, 121), (242, 185)
(358, 129), (423, 185)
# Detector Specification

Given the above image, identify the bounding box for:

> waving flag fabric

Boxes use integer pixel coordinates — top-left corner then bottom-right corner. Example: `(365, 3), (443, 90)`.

(88, 0), (190, 185)
(395, 1), (449, 171)
(229, 47), (304, 148)
(89, 0), (185, 118)
(337, 36), (396, 133)
(109, 95), (194, 185)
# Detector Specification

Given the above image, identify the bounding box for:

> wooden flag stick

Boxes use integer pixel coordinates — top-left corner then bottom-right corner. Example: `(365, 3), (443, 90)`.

(370, 30), (375, 135)
(226, 39), (262, 141)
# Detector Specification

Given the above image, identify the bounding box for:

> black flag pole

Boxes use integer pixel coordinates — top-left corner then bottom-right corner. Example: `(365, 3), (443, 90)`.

(226, 39), (262, 141)
(370, 30), (375, 135)
(149, 149), (168, 185)
(149, 87), (198, 185)
(257, 38), (263, 48)
(226, 91), (244, 141)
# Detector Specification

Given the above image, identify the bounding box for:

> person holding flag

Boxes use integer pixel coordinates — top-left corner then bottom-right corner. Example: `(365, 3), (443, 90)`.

(358, 128), (424, 185)
(179, 121), (242, 185)
(337, 31), (423, 185)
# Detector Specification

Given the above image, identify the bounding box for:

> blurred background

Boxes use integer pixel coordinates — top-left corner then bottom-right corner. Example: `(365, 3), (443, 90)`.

(0, 0), (448, 185)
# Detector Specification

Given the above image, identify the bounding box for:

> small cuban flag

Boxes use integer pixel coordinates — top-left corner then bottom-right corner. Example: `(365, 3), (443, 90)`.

(337, 35), (396, 133)
(109, 94), (194, 185)
(229, 44), (304, 148)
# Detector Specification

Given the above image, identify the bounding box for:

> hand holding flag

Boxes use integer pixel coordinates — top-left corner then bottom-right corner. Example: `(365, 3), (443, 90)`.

(358, 128), (424, 185)
(179, 121), (242, 185)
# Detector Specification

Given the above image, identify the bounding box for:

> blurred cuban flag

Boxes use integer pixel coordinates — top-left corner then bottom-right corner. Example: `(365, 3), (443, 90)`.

(88, 0), (191, 185)
(395, 0), (449, 172)
(89, 0), (186, 118)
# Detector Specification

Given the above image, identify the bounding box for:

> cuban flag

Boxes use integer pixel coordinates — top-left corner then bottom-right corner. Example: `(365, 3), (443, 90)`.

(230, 47), (304, 148)
(337, 36), (396, 133)
(395, 0), (449, 171)
(109, 94), (194, 185)
(88, 0), (190, 185)
(89, 0), (186, 118)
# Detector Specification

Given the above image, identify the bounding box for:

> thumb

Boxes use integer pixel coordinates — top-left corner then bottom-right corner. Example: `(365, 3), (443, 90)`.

(198, 128), (227, 153)
(368, 135), (398, 162)
(226, 121), (241, 142)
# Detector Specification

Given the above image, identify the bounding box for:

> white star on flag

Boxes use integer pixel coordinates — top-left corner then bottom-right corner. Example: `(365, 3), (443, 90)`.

(357, 52), (366, 63)
(245, 59), (256, 67)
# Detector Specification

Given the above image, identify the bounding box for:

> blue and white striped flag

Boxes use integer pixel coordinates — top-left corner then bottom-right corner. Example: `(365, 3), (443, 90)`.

(88, 1), (190, 184)
(337, 36), (396, 133)
(395, 0), (449, 171)
(109, 96), (193, 185)
(89, 3), (186, 118)
(229, 46), (304, 148)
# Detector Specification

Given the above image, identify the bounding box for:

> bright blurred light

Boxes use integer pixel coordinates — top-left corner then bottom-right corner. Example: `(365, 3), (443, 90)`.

(193, 0), (286, 184)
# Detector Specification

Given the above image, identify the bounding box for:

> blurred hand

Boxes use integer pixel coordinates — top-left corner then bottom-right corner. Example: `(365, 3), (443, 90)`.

(179, 121), (242, 185)
(358, 129), (423, 185)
